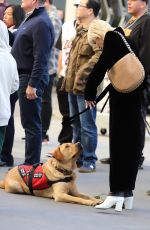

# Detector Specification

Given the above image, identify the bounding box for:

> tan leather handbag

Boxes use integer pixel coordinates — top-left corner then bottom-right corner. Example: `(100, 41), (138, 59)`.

(108, 31), (145, 93)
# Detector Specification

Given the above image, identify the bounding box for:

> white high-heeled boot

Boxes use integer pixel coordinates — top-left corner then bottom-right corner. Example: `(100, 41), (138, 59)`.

(124, 197), (134, 209)
(124, 191), (134, 210)
(95, 195), (124, 212)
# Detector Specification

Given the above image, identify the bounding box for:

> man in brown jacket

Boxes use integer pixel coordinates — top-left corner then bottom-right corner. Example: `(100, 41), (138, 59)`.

(63, 0), (101, 173)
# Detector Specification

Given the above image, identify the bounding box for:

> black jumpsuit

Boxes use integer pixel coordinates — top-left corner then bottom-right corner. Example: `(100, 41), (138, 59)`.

(85, 28), (145, 192)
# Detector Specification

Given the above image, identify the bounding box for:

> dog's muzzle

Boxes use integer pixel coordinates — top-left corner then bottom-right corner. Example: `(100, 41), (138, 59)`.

(75, 142), (83, 150)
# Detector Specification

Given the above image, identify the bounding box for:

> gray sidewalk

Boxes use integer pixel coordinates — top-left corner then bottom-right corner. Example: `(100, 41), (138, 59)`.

(0, 88), (150, 230)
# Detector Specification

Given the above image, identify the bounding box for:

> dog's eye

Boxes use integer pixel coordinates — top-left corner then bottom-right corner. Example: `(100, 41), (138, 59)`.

(65, 145), (70, 148)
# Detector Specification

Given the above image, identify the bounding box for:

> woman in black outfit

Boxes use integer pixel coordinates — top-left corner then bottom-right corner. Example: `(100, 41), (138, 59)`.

(84, 27), (145, 211)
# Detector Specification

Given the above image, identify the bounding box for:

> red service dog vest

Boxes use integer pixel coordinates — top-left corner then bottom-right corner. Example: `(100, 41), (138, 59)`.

(18, 165), (50, 191)
(18, 164), (72, 195)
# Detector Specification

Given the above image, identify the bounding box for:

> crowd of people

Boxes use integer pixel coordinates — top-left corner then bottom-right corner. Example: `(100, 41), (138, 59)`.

(0, 0), (150, 211)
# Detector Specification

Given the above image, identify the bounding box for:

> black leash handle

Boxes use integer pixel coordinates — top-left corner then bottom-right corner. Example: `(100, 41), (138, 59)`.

(62, 84), (111, 125)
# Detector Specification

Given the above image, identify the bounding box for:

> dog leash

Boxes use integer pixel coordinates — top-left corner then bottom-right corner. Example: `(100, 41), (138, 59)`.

(62, 83), (150, 136)
(62, 84), (111, 126)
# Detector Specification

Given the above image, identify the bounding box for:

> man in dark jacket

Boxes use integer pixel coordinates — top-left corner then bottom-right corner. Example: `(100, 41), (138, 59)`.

(124, 0), (150, 192)
(11, 0), (54, 165)
(125, 0), (150, 164)
(41, 0), (62, 144)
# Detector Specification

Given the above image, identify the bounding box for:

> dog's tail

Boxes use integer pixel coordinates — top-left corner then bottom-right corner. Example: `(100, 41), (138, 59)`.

(0, 180), (5, 189)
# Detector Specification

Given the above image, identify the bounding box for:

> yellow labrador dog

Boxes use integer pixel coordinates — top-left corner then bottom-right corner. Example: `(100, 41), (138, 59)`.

(0, 142), (101, 206)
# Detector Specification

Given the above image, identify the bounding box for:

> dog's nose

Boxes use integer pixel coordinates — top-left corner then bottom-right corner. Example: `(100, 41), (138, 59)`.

(76, 142), (82, 149)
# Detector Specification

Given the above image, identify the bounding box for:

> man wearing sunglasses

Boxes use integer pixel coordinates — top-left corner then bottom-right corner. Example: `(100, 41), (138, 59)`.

(63, 0), (101, 173)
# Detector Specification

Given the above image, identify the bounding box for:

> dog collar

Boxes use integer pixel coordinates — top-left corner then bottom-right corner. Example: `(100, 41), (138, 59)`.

(47, 154), (72, 176)
(55, 167), (72, 176)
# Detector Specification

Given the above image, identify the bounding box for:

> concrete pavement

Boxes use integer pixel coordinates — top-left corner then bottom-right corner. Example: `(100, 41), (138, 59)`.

(0, 88), (150, 230)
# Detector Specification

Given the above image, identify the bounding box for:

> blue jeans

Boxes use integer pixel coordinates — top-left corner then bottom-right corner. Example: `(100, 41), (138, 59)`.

(18, 74), (45, 165)
(68, 93), (97, 166)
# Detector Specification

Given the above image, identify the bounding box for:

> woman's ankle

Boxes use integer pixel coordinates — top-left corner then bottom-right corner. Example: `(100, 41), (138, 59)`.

(109, 190), (133, 197)
(109, 191), (124, 197)
(124, 190), (133, 197)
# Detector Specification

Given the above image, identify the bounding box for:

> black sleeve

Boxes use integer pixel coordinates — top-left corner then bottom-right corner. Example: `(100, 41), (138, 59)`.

(139, 18), (150, 74)
(29, 20), (55, 87)
(8, 30), (15, 46)
(55, 30), (62, 50)
(84, 30), (129, 101)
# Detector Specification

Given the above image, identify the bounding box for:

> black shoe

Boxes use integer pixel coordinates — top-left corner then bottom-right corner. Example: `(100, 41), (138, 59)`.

(1, 156), (14, 167)
(76, 161), (83, 168)
(42, 134), (50, 145)
(146, 190), (150, 195)
(0, 160), (6, 166)
(100, 158), (110, 164)
(138, 156), (145, 170)
(5, 162), (14, 167)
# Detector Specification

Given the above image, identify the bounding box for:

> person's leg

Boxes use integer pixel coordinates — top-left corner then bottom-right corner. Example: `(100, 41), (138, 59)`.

(0, 126), (6, 166)
(96, 88), (142, 211)
(68, 93), (82, 165)
(18, 75), (44, 165)
(138, 89), (147, 169)
(41, 74), (54, 142)
(1, 92), (18, 166)
(100, 89), (147, 168)
(56, 77), (73, 144)
(68, 93), (81, 143)
(109, 87), (142, 193)
(76, 95), (97, 172)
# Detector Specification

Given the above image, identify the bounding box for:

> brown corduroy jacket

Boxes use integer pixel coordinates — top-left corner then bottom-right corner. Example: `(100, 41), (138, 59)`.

(63, 24), (101, 95)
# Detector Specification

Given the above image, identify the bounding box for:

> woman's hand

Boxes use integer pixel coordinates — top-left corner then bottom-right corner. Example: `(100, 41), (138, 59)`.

(85, 100), (96, 109)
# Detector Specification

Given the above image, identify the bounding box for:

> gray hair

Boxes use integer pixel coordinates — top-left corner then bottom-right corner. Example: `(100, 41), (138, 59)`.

(88, 19), (113, 49)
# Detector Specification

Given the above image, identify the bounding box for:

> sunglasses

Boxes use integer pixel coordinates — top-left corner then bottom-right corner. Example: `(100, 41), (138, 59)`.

(74, 4), (88, 8)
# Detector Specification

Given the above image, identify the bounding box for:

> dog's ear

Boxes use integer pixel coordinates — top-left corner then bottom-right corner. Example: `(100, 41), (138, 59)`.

(51, 147), (64, 161)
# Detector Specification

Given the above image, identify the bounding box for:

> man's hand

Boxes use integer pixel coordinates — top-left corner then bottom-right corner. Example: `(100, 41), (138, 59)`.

(26, 85), (38, 100)
(85, 100), (96, 109)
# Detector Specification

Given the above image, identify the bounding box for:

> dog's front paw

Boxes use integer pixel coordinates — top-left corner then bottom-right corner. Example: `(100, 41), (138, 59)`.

(92, 198), (103, 206)
(87, 199), (103, 206)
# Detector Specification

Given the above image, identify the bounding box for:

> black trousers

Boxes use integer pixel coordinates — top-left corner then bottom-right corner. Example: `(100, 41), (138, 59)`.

(18, 74), (44, 165)
(109, 85), (144, 192)
(1, 92), (18, 165)
(56, 77), (72, 144)
(41, 74), (55, 138)
(0, 127), (6, 156)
